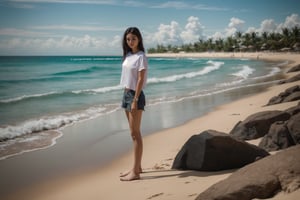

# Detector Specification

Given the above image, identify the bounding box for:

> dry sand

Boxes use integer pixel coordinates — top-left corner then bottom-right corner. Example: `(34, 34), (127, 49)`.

(6, 52), (300, 200)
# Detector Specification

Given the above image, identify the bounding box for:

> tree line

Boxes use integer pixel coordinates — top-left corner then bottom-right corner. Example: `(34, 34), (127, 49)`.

(147, 26), (300, 53)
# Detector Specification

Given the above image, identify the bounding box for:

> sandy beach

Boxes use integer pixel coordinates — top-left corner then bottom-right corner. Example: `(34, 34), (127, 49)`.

(3, 52), (300, 200)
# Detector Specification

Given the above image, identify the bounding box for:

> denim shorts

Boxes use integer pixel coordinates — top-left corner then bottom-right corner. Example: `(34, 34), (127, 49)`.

(122, 89), (146, 111)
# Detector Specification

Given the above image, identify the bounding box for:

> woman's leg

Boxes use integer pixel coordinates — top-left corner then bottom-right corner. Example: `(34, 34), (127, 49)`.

(120, 110), (143, 177)
(120, 110), (143, 181)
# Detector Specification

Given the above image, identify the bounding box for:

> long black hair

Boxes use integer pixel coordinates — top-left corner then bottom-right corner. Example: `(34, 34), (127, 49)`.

(122, 27), (145, 60)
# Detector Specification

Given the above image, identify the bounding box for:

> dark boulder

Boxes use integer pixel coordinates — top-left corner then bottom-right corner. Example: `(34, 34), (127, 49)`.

(286, 112), (300, 144)
(278, 74), (300, 84)
(287, 64), (300, 73)
(229, 111), (291, 140)
(172, 130), (269, 171)
(283, 91), (300, 102)
(259, 121), (295, 151)
(286, 85), (300, 94)
(285, 103), (300, 116)
(267, 94), (286, 105)
(196, 145), (300, 200)
(259, 111), (300, 151)
(266, 85), (300, 105)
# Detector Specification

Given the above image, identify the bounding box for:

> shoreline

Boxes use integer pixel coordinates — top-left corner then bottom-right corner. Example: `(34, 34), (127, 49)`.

(0, 52), (288, 162)
(3, 52), (300, 200)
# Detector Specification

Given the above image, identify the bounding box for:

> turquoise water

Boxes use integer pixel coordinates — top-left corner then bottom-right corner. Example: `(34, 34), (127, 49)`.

(0, 56), (286, 159)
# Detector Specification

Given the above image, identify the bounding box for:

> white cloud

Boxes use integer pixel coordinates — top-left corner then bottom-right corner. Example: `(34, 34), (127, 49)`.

(152, 1), (189, 9)
(257, 19), (277, 33)
(0, 34), (121, 55)
(0, 25), (124, 55)
(146, 16), (205, 45)
(246, 26), (257, 34)
(9, 3), (36, 9)
(54, 35), (108, 49)
(148, 21), (182, 45)
(180, 16), (205, 43)
(9, 0), (228, 11)
(32, 25), (124, 32)
(228, 17), (245, 29)
(9, 0), (118, 5)
(225, 17), (245, 37)
(0, 28), (52, 37)
(283, 14), (300, 28)
(249, 14), (300, 35)
(152, 1), (227, 11)
(277, 13), (300, 31)
(110, 35), (121, 47)
(211, 32), (223, 40)
(123, 0), (146, 7)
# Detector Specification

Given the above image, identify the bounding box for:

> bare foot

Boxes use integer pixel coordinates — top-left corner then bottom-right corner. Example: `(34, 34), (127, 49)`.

(120, 167), (142, 177)
(120, 170), (140, 181)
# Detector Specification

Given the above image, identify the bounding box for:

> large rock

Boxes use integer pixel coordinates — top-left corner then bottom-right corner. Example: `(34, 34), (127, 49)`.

(278, 74), (300, 84)
(286, 112), (300, 144)
(285, 103), (300, 116)
(259, 112), (300, 151)
(196, 145), (300, 200)
(172, 130), (269, 171)
(229, 111), (291, 140)
(266, 85), (300, 106)
(284, 91), (300, 102)
(287, 64), (300, 73)
(258, 121), (295, 151)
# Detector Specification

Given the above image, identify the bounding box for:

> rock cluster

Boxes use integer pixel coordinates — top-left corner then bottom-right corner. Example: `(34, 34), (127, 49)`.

(229, 110), (291, 140)
(278, 74), (300, 84)
(259, 111), (300, 151)
(279, 64), (300, 84)
(266, 85), (300, 105)
(172, 64), (300, 200)
(287, 64), (300, 73)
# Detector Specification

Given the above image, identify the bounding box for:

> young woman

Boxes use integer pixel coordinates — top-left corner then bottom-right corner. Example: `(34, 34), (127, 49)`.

(119, 27), (148, 181)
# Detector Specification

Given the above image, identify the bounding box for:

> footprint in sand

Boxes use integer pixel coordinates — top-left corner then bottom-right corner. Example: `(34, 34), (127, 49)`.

(147, 192), (164, 199)
(188, 193), (198, 197)
(153, 163), (165, 170)
(153, 159), (172, 170)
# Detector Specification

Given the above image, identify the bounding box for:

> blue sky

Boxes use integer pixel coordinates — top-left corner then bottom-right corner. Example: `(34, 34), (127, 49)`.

(0, 0), (299, 55)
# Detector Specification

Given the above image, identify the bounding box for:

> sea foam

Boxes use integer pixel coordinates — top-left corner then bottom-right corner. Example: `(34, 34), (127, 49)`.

(0, 91), (59, 103)
(231, 65), (255, 79)
(72, 85), (123, 94)
(148, 60), (224, 84)
(0, 105), (111, 141)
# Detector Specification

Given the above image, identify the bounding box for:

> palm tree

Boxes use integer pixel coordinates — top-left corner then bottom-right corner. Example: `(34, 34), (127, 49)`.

(195, 39), (206, 52)
(241, 33), (251, 51)
(290, 26), (300, 51)
(268, 32), (281, 51)
(281, 28), (290, 48)
(224, 36), (235, 51)
(214, 38), (224, 51)
(206, 38), (213, 51)
(260, 32), (269, 50)
(250, 32), (258, 51)
(235, 31), (242, 39)
(291, 26), (300, 43)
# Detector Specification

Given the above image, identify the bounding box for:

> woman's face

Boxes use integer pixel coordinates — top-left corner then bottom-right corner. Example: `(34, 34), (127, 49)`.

(126, 33), (139, 51)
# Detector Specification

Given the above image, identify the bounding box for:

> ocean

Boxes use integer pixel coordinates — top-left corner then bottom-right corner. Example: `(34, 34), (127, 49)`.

(0, 55), (286, 160)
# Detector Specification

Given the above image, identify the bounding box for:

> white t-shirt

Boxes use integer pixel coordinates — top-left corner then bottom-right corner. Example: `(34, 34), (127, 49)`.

(120, 51), (148, 91)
